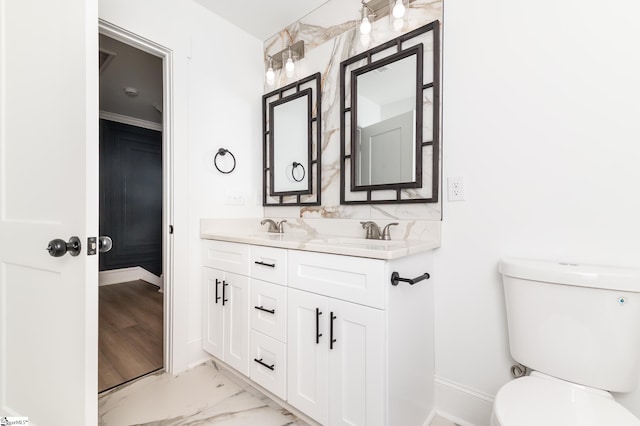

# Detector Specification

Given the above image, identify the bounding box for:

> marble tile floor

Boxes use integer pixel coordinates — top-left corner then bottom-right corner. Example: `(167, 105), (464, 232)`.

(98, 360), (457, 426)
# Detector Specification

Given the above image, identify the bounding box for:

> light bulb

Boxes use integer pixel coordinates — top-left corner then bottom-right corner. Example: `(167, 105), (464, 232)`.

(360, 17), (372, 35)
(285, 57), (295, 77)
(266, 66), (275, 86)
(392, 0), (405, 19)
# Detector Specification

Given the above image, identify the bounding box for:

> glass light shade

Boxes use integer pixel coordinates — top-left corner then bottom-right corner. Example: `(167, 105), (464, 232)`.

(360, 16), (372, 35)
(392, 0), (405, 18)
(285, 58), (295, 77)
(266, 66), (275, 86)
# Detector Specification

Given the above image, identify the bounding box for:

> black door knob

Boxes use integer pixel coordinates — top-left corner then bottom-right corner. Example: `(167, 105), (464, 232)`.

(47, 236), (81, 257)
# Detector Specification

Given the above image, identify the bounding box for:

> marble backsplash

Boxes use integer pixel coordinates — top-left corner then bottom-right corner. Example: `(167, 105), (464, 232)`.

(263, 0), (443, 222)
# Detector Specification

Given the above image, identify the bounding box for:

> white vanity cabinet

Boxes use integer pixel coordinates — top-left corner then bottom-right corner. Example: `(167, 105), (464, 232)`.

(287, 249), (434, 426)
(249, 246), (288, 400)
(287, 251), (385, 425)
(202, 237), (435, 426)
(287, 287), (384, 425)
(202, 240), (251, 376)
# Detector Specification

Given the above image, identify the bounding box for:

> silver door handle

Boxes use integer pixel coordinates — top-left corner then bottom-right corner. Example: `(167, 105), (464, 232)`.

(98, 236), (113, 253)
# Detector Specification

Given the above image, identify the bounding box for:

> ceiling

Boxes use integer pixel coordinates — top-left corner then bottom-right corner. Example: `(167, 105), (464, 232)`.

(99, 1), (329, 123)
(99, 35), (163, 124)
(193, 0), (330, 40)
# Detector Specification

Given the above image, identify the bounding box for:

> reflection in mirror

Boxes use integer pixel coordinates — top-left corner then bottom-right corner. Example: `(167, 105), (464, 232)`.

(270, 90), (311, 194)
(340, 21), (440, 205)
(262, 73), (321, 206)
(353, 50), (420, 188)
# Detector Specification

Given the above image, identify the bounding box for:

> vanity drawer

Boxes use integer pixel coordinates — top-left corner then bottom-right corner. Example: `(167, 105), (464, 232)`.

(250, 245), (287, 284)
(202, 240), (250, 276)
(250, 279), (287, 342)
(250, 330), (286, 400)
(288, 250), (385, 309)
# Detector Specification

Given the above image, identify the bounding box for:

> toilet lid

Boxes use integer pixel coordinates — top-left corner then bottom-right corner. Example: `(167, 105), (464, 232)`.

(494, 375), (640, 426)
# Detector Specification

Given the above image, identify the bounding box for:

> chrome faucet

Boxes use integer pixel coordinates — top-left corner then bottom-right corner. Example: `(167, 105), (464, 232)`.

(260, 219), (287, 233)
(361, 221), (399, 240)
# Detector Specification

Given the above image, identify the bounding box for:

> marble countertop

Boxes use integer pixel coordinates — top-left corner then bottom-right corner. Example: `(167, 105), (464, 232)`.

(200, 218), (440, 260)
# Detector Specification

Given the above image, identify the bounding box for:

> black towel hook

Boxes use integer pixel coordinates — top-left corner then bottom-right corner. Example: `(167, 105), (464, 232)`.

(291, 161), (306, 182)
(214, 148), (236, 174)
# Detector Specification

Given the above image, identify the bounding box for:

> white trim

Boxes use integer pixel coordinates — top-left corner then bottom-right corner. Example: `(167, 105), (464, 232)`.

(98, 19), (176, 375)
(99, 110), (162, 131)
(99, 266), (162, 288)
(434, 375), (495, 426)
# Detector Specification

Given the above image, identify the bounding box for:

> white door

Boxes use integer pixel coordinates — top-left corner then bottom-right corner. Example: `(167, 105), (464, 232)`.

(0, 0), (98, 424)
(223, 272), (250, 375)
(287, 288), (329, 425)
(203, 268), (224, 359)
(329, 299), (384, 426)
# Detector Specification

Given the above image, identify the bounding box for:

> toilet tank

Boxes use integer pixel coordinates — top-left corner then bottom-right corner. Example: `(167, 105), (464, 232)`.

(499, 258), (640, 393)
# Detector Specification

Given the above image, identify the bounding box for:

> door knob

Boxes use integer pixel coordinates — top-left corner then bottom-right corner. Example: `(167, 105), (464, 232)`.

(98, 236), (113, 253)
(47, 236), (81, 257)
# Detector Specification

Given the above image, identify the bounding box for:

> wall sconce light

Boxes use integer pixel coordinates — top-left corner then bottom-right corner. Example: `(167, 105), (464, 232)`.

(264, 40), (305, 85)
(265, 56), (275, 86)
(358, 0), (412, 34)
(360, 1), (375, 35)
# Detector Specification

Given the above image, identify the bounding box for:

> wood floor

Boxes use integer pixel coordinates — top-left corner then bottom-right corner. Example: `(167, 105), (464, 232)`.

(99, 280), (163, 393)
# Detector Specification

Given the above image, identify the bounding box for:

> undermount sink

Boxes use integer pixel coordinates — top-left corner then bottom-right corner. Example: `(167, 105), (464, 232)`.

(324, 237), (407, 249)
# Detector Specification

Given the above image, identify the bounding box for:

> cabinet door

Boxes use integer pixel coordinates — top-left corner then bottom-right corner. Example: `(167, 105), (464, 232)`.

(224, 271), (250, 376)
(203, 267), (225, 359)
(329, 298), (385, 426)
(287, 288), (330, 425)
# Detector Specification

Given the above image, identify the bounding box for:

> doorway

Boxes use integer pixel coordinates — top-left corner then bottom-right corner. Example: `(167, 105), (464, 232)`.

(97, 26), (172, 393)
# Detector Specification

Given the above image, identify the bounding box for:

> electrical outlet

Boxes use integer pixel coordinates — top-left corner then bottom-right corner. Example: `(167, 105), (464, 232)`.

(447, 177), (464, 201)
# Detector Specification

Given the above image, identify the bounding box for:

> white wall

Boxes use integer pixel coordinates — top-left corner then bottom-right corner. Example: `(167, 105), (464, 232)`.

(99, 0), (264, 371)
(438, 0), (640, 423)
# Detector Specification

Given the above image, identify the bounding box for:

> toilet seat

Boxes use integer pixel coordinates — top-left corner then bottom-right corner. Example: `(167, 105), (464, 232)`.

(492, 373), (640, 426)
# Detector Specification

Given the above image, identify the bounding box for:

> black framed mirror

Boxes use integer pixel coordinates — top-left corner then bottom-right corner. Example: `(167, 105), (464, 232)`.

(262, 73), (321, 206)
(340, 21), (440, 204)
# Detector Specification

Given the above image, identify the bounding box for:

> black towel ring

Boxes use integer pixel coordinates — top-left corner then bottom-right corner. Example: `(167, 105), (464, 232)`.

(292, 161), (306, 182)
(214, 148), (236, 174)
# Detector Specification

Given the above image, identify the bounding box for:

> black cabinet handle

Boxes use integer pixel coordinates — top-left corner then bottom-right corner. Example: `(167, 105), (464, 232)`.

(254, 358), (275, 371)
(215, 279), (221, 304)
(330, 312), (337, 350)
(315, 308), (323, 344)
(254, 260), (276, 268)
(222, 280), (229, 306)
(254, 305), (275, 314)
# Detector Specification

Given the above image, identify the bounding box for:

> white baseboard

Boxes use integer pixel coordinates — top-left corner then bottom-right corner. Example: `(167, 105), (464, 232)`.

(99, 266), (162, 290)
(434, 375), (494, 426)
(187, 338), (210, 370)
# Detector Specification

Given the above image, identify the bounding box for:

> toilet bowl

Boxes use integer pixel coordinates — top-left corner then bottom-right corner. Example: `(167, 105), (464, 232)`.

(495, 258), (640, 425)
(491, 372), (640, 426)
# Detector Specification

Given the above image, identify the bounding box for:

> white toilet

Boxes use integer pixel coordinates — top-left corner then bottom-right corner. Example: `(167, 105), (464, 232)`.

(492, 258), (640, 426)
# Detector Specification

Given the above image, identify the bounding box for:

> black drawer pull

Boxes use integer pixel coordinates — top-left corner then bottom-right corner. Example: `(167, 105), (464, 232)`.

(222, 280), (229, 305)
(254, 305), (275, 314)
(315, 307), (323, 344)
(254, 358), (275, 371)
(254, 260), (276, 268)
(390, 271), (430, 286)
(330, 312), (337, 350)
(215, 278), (221, 304)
